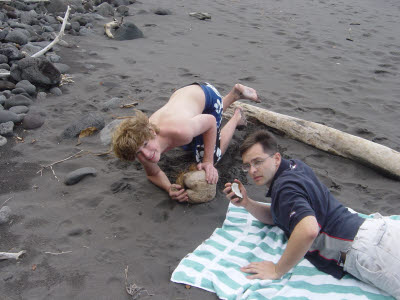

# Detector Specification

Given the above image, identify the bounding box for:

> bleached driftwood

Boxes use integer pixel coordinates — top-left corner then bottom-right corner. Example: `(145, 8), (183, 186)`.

(56, 15), (71, 26)
(224, 102), (400, 179)
(32, 5), (71, 58)
(104, 18), (121, 39)
(0, 250), (26, 260)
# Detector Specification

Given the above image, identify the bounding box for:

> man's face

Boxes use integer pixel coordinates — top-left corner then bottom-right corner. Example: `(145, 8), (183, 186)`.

(137, 138), (160, 163)
(241, 143), (281, 187)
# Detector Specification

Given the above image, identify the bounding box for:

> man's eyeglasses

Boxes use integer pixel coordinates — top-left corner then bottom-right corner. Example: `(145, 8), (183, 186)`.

(241, 153), (275, 172)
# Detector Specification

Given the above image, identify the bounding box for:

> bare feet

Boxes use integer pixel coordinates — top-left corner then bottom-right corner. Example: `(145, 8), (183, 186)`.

(234, 83), (260, 103)
(234, 107), (247, 128)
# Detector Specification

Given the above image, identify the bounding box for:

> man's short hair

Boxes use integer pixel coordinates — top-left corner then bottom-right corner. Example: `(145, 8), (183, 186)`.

(239, 130), (278, 157)
(112, 110), (160, 161)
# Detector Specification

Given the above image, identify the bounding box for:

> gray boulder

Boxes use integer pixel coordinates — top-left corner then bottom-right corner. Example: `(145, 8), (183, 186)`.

(0, 206), (11, 225)
(0, 44), (24, 61)
(114, 0), (131, 6)
(0, 54), (8, 64)
(5, 30), (29, 45)
(64, 167), (97, 185)
(95, 2), (115, 17)
(12, 88), (27, 95)
(4, 94), (33, 109)
(102, 97), (125, 110)
(0, 135), (7, 147)
(9, 105), (29, 114)
(114, 22), (144, 40)
(21, 43), (42, 56)
(45, 0), (67, 13)
(54, 63), (70, 74)
(0, 121), (14, 136)
(100, 119), (123, 145)
(0, 63), (10, 70)
(0, 12), (8, 23)
(22, 112), (45, 129)
(116, 6), (129, 16)
(70, 14), (92, 26)
(49, 87), (62, 96)
(62, 113), (105, 139)
(0, 111), (20, 123)
(0, 81), (15, 91)
(20, 10), (39, 26)
(10, 57), (61, 87)
(16, 80), (36, 95)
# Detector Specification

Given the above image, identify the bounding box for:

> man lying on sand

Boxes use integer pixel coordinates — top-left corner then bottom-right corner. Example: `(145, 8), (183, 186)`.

(224, 130), (400, 299)
(112, 82), (259, 202)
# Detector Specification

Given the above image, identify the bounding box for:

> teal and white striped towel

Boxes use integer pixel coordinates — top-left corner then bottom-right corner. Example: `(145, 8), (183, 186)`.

(171, 203), (399, 300)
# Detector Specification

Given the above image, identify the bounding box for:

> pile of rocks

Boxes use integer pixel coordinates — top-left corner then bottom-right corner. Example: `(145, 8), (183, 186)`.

(0, 0), (137, 147)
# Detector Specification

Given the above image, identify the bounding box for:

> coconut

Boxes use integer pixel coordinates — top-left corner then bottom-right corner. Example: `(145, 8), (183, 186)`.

(175, 169), (216, 203)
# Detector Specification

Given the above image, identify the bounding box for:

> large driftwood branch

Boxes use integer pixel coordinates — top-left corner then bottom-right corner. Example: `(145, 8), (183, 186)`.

(32, 5), (71, 58)
(224, 102), (400, 179)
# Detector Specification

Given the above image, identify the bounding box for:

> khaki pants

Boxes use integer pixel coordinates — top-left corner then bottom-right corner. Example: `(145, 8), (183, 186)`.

(344, 214), (400, 299)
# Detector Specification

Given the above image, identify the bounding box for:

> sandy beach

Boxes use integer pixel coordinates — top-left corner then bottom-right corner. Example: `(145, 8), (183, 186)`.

(1, 0), (400, 299)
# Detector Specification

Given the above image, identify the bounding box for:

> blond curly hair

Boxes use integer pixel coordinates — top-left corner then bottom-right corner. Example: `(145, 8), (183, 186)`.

(112, 110), (160, 161)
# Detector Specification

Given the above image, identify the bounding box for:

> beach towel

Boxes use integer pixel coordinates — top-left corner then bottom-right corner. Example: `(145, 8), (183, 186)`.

(171, 203), (399, 300)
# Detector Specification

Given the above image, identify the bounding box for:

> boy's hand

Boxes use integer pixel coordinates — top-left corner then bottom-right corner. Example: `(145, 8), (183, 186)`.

(197, 162), (218, 184)
(169, 184), (188, 202)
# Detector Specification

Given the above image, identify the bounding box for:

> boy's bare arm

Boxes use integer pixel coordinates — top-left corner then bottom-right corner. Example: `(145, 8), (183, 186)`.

(139, 157), (188, 202)
(185, 114), (218, 183)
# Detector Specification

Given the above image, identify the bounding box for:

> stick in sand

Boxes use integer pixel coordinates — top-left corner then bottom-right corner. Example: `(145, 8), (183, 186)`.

(224, 102), (400, 180)
(0, 250), (26, 260)
(124, 266), (154, 299)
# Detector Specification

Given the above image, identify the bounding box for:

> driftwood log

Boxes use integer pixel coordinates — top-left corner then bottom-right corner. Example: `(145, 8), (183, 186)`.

(224, 102), (400, 180)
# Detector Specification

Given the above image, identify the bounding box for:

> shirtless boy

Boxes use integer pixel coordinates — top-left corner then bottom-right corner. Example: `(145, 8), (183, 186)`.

(112, 82), (259, 202)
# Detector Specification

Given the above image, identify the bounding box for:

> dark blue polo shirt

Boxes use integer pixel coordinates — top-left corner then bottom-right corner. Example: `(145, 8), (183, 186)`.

(266, 159), (365, 278)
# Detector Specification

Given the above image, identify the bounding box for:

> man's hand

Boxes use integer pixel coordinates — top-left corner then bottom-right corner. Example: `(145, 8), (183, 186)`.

(197, 162), (218, 184)
(223, 179), (248, 207)
(168, 184), (188, 202)
(240, 261), (282, 280)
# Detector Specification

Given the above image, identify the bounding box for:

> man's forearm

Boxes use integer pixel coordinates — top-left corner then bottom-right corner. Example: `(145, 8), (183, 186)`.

(244, 199), (274, 225)
(275, 216), (319, 277)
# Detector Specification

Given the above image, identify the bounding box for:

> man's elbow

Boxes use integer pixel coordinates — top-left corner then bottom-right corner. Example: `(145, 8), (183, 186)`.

(306, 226), (320, 241)
(301, 216), (320, 241)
